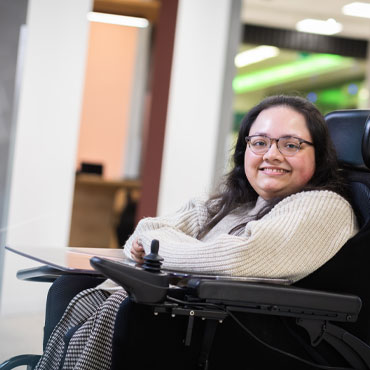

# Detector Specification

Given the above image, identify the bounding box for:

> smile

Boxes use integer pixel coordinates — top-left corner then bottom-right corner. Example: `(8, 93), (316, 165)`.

(260, 167), (290, 174)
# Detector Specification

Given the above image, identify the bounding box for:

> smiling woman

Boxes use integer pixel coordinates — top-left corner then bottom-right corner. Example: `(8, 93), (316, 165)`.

(197, 95), (352, 239)
(127, 95), (356, 282)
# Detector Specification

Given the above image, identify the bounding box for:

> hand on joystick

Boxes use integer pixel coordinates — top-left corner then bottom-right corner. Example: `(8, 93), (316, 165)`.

(131, 238), (145, 264)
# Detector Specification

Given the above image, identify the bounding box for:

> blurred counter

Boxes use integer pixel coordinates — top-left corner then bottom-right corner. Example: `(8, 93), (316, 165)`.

(68, 174), (141, 249)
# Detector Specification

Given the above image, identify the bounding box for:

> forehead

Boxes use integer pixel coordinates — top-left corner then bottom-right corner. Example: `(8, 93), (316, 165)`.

(249, 106), (311, 139)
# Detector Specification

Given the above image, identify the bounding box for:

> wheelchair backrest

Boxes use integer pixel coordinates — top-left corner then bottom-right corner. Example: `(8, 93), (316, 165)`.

(296, 108), (370, 343)
(325, 109), (370, 228)
(325, 109), (370, 170)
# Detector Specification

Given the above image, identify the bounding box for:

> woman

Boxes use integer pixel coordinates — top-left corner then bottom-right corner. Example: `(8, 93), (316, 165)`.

(36, 95), (357, 370)
(127, 94), (356, 283)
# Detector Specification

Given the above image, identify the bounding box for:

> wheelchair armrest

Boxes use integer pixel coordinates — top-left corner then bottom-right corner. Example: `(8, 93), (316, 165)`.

(89, 256), (361, 322)
(16, 265), (103, 283)
(194, 279), (361, 323)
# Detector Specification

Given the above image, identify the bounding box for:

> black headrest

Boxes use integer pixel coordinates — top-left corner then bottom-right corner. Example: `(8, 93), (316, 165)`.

(325, 109), (370, 171)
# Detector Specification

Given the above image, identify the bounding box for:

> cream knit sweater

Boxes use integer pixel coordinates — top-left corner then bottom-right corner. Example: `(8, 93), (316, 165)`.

(122, 190), (358, 283)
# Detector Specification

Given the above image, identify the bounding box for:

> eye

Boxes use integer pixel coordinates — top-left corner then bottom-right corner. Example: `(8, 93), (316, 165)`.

(251, 138), (268, 147)
(282, 139), (300, 151)
(286, 142), (299, 149)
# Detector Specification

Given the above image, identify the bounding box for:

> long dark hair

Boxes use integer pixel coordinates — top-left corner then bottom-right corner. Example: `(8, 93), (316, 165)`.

(198, 95), (349, 238)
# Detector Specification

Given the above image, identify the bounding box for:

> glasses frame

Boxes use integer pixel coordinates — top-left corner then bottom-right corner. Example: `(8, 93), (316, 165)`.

(245, 135), (314, 156)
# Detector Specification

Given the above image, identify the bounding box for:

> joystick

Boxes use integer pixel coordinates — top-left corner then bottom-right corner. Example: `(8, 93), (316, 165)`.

(90, 239), (169, 303)
(143, 239), (164, 273)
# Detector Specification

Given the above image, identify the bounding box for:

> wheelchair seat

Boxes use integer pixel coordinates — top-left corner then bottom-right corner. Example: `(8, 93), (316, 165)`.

(1, 108), (370, 370)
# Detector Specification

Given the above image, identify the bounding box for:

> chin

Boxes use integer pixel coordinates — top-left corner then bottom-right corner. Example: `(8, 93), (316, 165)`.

(260, 188), (285, 200)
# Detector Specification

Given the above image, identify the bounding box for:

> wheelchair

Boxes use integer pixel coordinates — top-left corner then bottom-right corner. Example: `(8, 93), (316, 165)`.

(1, 108), (370, 370)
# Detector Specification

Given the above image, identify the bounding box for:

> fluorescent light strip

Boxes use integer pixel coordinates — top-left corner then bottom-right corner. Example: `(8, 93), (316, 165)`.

(342, 2), (370, 18)
(235, 46), (280, 68)
(233, 54), (353, 94)
(296, 18), (342, 35)
(87, 12), (149, 28)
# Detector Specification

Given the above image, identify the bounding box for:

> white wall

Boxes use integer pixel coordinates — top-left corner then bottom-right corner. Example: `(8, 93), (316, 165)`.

(157, 0), (242, 216)
(0, 0), (92, 315)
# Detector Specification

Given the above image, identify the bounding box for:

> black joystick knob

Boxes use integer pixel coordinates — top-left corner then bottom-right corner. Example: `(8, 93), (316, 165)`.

(143, 239), (164, 273)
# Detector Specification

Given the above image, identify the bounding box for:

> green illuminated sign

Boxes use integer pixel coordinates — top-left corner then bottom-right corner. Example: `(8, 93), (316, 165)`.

(233, 54), (354, 94)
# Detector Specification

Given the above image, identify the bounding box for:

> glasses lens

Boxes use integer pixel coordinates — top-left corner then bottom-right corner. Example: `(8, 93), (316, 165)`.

(249, 136), (270, 154)
(278, 137), (300, 155)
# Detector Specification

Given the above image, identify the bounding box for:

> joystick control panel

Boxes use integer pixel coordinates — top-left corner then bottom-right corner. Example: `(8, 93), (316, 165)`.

(90, 240), (169, 304)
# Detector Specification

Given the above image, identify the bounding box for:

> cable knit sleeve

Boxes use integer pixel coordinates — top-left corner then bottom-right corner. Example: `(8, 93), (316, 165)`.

(122, 197), (208, 259)
(134, 191), (358, 283)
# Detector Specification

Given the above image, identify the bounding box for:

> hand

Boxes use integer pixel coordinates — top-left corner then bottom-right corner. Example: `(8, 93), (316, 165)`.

(131, 238), (145, 264)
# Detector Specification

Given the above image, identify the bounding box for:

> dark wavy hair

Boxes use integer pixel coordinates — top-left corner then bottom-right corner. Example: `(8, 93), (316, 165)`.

(198, 95), (349, 238)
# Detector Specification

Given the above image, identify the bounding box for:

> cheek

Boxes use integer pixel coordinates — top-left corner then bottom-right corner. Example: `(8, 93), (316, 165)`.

(244, 151), (258, 178)
(293, 157), (316, 186)
(300, 169), (315, 185)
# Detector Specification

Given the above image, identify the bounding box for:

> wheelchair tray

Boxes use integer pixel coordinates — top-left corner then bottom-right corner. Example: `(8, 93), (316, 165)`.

(5, 245), (127, 273)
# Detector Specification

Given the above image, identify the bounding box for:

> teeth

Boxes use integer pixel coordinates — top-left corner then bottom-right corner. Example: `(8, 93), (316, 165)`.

(262, 168), (287, 173)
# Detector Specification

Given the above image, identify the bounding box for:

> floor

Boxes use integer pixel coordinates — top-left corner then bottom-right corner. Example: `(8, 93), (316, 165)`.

(0, 312), (44, 366)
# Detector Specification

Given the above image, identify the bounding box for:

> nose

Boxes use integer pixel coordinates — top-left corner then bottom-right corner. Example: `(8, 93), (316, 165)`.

(262, 141), (284, 161)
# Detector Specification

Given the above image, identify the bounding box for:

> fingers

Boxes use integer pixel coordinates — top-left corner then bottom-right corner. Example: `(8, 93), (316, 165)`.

(131, 239), (145, 264)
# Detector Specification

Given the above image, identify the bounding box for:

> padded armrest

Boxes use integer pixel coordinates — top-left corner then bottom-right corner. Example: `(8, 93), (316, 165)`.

(88, 257), (361, 323)
(195, 279), (361, 322)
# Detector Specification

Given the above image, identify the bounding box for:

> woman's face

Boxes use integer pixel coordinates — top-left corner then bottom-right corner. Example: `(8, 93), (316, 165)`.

(244, 106), (316, 200)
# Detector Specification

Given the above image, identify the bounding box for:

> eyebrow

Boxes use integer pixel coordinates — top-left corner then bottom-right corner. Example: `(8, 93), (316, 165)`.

(250, 132), (300, 137)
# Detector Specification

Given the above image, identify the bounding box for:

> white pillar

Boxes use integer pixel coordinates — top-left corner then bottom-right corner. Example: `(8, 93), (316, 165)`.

(157, 0), (242, 215)
(0, 0), (92, 315)
(122, 26), (151, 179)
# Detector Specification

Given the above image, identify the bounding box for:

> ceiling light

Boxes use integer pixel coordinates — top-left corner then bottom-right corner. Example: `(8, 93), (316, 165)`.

(87, 12), (149, 28)
(235, 46), (280, 68)
(233, 54), (353, 94)
(342, 2), (370, 18)
(296, 18), (342, 35)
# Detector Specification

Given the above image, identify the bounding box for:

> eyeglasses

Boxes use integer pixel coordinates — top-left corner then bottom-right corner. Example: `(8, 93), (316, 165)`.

(245, 135), (314, 156)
